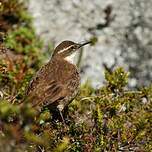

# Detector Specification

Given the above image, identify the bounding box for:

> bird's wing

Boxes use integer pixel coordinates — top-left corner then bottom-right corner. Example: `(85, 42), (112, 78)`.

(28, 79), (68, 108)
(26, 62), (53, 96)
(40, 80), (68, 106)
(26, 63), (69, 107)
(25, 75), (39, 96)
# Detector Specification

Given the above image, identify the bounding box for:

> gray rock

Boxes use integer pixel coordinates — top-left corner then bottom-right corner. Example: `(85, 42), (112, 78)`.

(28, 0), (152, 87)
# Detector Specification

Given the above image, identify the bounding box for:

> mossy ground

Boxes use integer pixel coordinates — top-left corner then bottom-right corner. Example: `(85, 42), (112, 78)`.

(0, 1), (151, 152)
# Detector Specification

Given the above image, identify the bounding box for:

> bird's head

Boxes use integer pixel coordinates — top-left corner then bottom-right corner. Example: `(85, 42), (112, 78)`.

(52, 40), (91, 58)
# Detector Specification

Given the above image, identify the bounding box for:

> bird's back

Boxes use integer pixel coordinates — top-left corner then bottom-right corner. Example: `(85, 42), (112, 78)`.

(26, 56), (80, 109)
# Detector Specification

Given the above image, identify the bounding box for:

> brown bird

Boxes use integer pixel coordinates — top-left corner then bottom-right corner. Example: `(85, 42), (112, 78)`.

(25, 40), (91, 121)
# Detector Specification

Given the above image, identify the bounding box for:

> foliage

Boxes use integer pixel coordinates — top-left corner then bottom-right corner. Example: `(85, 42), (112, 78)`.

(0, 0), (32, 31)
(0, 0), (151, 152)
(0, 0), (47, 101)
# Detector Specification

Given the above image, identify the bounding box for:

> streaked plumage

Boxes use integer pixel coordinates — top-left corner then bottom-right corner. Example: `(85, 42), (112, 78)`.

(26, 40), (91, 120)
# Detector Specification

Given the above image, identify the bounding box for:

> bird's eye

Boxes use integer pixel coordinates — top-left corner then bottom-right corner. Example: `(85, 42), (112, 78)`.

(71, 46), (75, 50)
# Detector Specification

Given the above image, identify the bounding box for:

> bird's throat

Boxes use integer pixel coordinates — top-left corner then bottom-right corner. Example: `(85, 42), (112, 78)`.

(65, 51), (77, 64)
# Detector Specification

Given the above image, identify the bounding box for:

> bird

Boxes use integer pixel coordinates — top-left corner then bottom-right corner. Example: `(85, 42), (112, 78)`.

(25, 40), (91, 122)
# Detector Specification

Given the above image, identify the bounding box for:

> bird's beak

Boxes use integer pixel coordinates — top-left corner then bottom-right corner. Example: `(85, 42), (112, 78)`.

(78, 41), (91, 48)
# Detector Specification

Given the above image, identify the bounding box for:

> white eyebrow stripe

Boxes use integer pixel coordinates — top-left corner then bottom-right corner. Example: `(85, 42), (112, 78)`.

(59, 45), (74, 53)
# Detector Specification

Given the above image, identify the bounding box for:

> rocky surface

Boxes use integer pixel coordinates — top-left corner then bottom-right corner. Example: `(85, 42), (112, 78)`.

(28, 0), (152, 87)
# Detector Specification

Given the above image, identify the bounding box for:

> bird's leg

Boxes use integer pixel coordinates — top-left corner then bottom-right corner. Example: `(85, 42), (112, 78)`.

(62, 105), (72, 125)
(59, 109), (66, 125)
(57, 104), (66, 126)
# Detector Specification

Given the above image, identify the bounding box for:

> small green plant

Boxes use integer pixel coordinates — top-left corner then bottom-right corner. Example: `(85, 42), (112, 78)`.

(105, 67), (129, 92)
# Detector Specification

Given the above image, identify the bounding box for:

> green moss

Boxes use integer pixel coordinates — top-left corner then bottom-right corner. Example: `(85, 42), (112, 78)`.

(0, 0), (151, 151)
(0, 1), (29, 33)
(0, 100), (20, 119)
(105, 67), (129, 92)
(5, 27), (39, 53)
